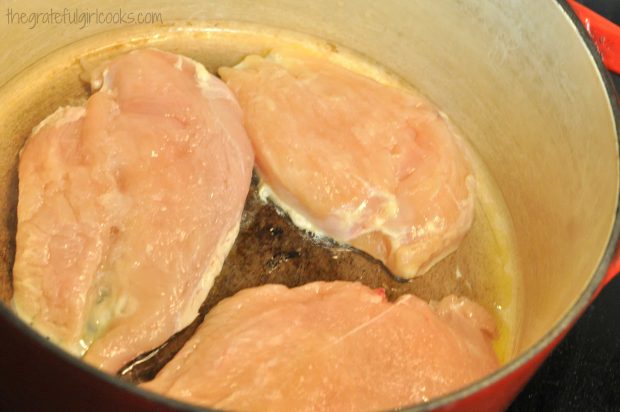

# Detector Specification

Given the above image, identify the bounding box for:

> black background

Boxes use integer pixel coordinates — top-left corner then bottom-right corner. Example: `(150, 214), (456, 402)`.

(509, 278), (620, 411)
(509, 1), (620, 411)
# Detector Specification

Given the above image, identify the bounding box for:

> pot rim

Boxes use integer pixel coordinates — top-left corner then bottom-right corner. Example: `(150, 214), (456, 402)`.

(1, 0), (619, 410)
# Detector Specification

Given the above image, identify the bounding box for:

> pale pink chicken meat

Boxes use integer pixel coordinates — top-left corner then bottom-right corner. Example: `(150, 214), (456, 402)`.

(142, 281), (499, 411)
(12, 49), (254, 372)
(220, 51), (475, 278)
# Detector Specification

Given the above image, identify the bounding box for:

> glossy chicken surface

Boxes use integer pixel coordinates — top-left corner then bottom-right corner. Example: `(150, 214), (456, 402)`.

(142, 281), (498, 411)
(12, 49), (254, 372)
(220, 51), (475, 278)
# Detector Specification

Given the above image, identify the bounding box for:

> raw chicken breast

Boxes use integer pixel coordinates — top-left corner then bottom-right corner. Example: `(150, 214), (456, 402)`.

(12, 49), (254, 372)
(220, 51), (475, 278)
(142, 281), (498, 411)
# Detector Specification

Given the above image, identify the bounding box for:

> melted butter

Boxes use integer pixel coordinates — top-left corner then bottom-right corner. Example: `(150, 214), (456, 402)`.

(456, 148), (522, 363)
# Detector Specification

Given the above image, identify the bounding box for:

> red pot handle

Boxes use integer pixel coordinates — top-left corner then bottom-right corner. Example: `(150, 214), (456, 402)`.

(567, 0), (620, 74)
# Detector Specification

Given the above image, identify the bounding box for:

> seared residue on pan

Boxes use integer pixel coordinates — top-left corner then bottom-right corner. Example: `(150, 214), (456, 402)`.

(119, 174), (479, 383)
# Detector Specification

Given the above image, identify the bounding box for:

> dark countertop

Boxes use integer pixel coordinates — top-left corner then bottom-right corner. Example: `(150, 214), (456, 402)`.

(509, 2), (620, 410)
(509, 276), (620, 411)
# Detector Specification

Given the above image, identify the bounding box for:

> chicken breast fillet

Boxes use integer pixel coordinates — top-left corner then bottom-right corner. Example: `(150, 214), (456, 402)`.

(142, 281), (498, 411)
(13, 49), (254, 372)
(220, 51), (475, 278)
